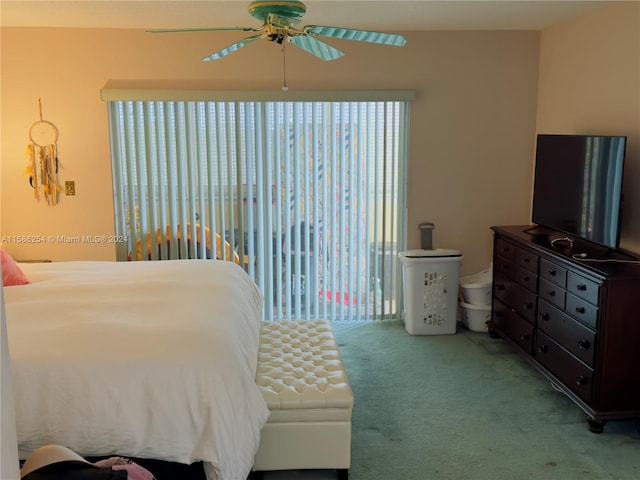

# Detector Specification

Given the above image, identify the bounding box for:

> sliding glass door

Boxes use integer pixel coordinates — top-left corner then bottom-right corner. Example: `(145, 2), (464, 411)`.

(107, 96), (409, 322)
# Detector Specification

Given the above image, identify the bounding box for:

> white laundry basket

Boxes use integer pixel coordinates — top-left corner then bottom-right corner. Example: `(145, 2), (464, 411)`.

(399, 249), (463, 335)
(460, 301), (491, 332)
(459, 265), (493, 306)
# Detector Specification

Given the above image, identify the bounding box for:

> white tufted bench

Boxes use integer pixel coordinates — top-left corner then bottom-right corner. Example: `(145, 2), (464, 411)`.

(252, 320), (354, 480)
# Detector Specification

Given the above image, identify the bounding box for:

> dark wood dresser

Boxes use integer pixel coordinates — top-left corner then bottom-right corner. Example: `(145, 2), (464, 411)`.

(489, 225), (640, 433)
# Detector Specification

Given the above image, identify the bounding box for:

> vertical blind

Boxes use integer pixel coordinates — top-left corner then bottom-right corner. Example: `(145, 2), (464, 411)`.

(107, 96), (409, 322)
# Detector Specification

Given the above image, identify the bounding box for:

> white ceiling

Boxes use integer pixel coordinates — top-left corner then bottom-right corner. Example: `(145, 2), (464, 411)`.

(0, 0), (616, 31)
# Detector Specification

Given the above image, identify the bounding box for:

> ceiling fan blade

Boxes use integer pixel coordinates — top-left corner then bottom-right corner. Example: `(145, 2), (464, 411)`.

(147, 26), (260, 34)
(289, 34), (345, 61)
(202, 34), (264, 61)
(303, 25), (407, 47)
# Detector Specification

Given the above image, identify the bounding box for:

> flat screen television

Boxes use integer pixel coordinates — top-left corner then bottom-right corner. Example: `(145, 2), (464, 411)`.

(531, 134), (627, 250)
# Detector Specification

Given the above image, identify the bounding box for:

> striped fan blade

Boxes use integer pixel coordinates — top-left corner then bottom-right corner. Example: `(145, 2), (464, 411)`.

(202, 34), (264, 61)
(289, 34), (345, 61)
(303, 25), (407, 46)
(147, 26), (260, 33)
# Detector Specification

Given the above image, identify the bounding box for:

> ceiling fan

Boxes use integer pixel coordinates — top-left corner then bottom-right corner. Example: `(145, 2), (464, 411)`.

(147, 0), (407, 62)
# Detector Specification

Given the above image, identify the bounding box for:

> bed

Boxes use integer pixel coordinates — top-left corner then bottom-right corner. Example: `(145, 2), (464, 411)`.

(3, 258), (270, 480)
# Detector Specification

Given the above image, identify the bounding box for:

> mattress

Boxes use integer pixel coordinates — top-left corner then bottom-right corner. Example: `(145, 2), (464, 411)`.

(4, 259), (270, 480)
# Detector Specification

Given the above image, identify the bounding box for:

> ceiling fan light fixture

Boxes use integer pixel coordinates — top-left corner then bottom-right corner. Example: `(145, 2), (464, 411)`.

(249, 1), (306, 26)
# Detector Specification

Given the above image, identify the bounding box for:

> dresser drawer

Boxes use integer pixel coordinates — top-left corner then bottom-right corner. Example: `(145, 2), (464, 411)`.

(538, 278), (566, 309)
(566, 293), (598, 329)
(516, 248), (539, 274)
(494, 255), (514, 280)
(512, 286), (537, 323)
(567, 272), (600, 305)
(494, 275), (537, 324)
(493, 272), (510, 304)
(540, 259), (567, 288)
(492, 299), (534, 354)
(536, 331), (593, 403)
(495, 238), (516, 260)
(514, 266), (538, 293)
(537, 299), (596, 367)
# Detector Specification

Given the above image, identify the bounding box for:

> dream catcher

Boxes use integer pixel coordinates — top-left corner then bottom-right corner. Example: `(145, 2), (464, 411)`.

(25, 99), (61, 205)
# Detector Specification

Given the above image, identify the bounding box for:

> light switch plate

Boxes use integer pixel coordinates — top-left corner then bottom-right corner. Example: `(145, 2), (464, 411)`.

(65, 181), (76, 196)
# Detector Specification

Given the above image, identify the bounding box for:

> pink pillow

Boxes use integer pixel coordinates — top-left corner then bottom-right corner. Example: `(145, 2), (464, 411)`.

(1, 248), (30, 286)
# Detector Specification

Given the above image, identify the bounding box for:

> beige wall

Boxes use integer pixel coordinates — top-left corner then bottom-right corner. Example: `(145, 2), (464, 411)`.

(536, 2), (640, 253)
(2, 25), (541, 275)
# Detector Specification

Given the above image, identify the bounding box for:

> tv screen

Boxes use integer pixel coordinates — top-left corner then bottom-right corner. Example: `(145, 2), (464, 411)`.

(531, 134), (626, 249)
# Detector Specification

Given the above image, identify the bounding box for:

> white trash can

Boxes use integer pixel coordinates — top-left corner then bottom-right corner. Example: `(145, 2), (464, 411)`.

(399, 249), (463, 335)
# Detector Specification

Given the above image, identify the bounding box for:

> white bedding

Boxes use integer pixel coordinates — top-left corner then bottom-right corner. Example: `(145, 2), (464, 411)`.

(4, 259), (269, 480)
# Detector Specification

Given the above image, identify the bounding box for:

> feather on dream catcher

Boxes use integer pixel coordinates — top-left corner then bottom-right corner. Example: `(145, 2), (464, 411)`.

(25, 99), (61, 206)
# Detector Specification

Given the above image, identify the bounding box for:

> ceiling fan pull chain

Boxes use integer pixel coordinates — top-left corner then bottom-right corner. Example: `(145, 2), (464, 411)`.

(281, 38), (288, 91)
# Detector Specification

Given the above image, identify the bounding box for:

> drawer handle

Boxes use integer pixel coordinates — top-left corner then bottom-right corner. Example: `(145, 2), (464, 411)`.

(521, 275), (530, 282)
(523, 302), (533, 310)
(576, 375), (589, 386)
(496, 283), (505, 291)
(523, 257), (530, 263)
(549, 269), (557, 276)
(575, 306), (586, 315)
(537, 345), (548, 353)
(578, 340), (591, 350)
(539, 313), (550, 321)
(577, 284), (587, 292)
(520, 333), (530, 341)
(547, 290), (556, 297)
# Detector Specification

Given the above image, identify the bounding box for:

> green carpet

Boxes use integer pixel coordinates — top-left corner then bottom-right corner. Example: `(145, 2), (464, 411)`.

(334, 320), (640, 480)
